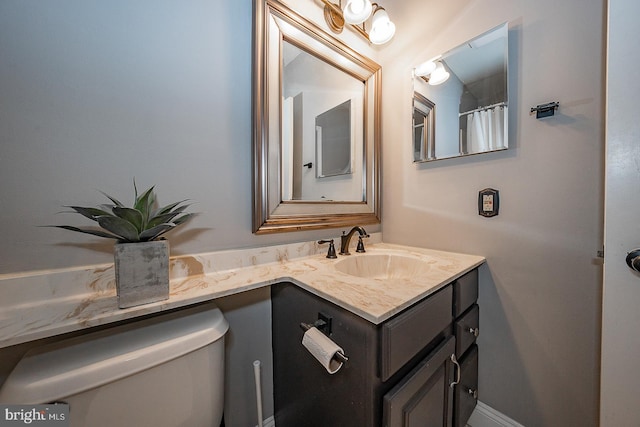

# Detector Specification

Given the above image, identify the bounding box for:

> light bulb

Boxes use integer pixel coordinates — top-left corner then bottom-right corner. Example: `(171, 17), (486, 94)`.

(350, 0), (364, 13)
(368, 8), (395, 45)
(343, 0), (373, 25)
(428, 62), (450, 85)
(414, 61), (436, 77)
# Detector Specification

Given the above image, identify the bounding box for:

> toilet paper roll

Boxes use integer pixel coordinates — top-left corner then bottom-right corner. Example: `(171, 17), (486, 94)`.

(301, 327), (345, 374)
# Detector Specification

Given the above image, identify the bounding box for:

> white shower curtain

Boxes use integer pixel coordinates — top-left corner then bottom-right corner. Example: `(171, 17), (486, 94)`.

(466, 106), (508, 153)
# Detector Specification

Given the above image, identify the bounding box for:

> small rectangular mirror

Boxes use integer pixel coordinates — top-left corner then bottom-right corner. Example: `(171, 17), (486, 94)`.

(316, 99), (353, 179)
(413, 22), (509, 162)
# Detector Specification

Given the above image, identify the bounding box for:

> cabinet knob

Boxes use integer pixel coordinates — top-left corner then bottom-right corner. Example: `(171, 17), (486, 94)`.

(467, 388), (478, 399)
(468, 327), (479, 337)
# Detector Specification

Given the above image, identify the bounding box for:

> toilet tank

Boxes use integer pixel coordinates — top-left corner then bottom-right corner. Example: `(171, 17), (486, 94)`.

(0, 302), (229, 427)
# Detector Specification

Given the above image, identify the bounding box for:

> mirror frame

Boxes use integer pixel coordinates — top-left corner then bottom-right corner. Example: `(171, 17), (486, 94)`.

(253, 0), (381, 234)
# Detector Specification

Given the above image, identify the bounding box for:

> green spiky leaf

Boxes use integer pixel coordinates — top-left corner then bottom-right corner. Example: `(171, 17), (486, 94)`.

(134, 187), (155, 213)
(99, 191), (124, 207)
(139, 223), (175, 241)
(153, 200), (189, 216)
(172, 213), (196, 225)
(96, 215), (140, 242)
(147, 212), (182, 228)
(44, 225), (121, 240)
(66, 206), (113, 221)
(112, 206), (144, 232)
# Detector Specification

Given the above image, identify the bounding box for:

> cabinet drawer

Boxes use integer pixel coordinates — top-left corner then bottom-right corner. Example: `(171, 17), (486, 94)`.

(455, 304), (479, 357)
(381, 285), (452, 381)
(454, 345), (478, 427)
(453, 269), (478, 318)
(383, 336), (455, 427)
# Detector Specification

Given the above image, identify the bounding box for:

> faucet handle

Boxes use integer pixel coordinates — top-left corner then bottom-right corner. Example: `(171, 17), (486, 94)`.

(356, 236), (367, 253)
(317, 239), (337, 259)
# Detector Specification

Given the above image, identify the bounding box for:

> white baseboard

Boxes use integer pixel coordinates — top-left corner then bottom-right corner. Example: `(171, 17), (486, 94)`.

(467, 401), (525, 427)
(255, 415), (275, 427)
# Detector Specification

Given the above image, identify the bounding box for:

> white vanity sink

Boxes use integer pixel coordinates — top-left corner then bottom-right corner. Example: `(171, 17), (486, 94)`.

(333, 252), (435, 280)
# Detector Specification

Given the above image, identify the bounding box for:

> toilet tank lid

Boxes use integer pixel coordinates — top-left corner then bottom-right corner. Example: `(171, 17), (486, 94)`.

(0, 303), (229, 404)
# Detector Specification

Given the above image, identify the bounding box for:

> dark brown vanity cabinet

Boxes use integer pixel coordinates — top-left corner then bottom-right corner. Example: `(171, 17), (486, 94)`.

(271, 268), (479, 427)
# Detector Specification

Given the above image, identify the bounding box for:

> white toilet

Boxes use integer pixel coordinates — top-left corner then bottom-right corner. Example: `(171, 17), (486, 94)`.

(0, 302), (229, 427)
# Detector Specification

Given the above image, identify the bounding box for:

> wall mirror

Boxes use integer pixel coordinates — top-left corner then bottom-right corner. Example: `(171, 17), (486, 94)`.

(253, 0), (381, 233)
(412, 23), (509, 162)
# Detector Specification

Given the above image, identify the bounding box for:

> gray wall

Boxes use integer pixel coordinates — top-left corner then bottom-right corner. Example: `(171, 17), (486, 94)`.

(0, 0), (379, 274)
(381, 0), (604, 425)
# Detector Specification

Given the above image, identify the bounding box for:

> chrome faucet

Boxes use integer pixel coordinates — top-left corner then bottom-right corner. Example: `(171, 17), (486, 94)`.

(340, 226), (369, 255)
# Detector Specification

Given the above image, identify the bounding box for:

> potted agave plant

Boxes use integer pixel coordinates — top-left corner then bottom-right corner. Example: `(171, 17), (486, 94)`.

(49, 183), (194, 308)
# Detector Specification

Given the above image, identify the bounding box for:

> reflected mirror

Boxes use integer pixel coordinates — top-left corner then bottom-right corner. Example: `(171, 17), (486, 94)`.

(413, 92), (435, 161)
(316, 100), (352, 179)
(253, 0), (381, 233)
(413, 23), (509, 162)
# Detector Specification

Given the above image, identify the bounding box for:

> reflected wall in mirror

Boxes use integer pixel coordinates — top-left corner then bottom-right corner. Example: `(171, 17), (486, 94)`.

(412, 23), (509, 162)
(282, 43), (363, 201)
(253, 0), (381, 233)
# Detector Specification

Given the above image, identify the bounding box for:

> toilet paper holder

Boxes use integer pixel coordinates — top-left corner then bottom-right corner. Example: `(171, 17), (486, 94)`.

(300, 322), (349, 364)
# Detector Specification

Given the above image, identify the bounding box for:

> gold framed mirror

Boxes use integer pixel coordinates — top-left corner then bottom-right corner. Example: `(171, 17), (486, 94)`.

(253, 0), (381, 234)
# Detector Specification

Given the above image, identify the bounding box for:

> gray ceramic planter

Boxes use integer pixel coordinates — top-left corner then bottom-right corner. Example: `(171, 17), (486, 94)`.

(114, 240), (170, 308)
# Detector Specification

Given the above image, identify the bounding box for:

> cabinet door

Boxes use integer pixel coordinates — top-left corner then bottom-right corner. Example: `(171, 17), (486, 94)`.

(272, 283), (379, 427)
(454, 345), (478, 427)
(383, 336), (455, 427)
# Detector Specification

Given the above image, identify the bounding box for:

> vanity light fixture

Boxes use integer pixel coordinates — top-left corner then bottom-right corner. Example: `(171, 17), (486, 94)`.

(414, 60), (450, 86)
(320, 0), (396, 45)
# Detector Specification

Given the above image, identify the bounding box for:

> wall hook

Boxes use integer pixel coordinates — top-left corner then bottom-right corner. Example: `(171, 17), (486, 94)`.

(530, 101), (559, 119)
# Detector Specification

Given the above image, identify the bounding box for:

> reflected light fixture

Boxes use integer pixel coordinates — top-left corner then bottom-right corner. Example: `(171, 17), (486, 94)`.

(428, 62), (450, 85)
(414, 60), (437, 77)
(414, 60), (450, 85)
(320, 0), (396, 45)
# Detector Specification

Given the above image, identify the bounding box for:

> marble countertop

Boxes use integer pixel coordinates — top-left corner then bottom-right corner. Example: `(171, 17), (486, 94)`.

(0, 236), (484, 349)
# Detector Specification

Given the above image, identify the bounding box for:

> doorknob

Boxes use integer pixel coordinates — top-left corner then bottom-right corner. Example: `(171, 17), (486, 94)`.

(625, 249), (640, 272)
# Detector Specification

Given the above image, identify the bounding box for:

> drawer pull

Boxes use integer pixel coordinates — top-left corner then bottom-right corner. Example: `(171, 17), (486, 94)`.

(467, 388), (478, 399)
(468, 327), (479, 337)
(450, 354), (461, 388)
